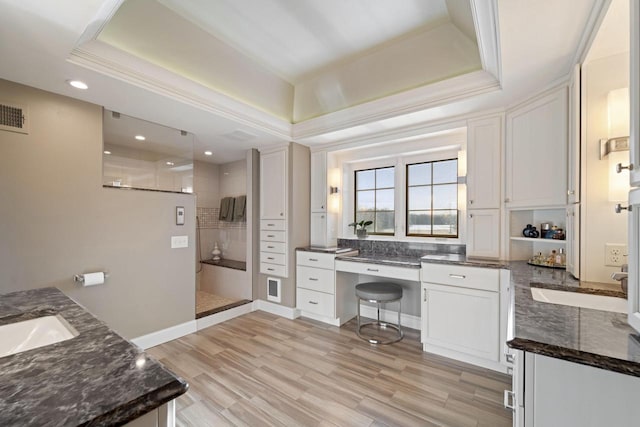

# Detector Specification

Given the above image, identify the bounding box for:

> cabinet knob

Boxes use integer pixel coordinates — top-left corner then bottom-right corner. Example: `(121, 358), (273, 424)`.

(469, 214), (473, 218)
(504, 198), (510, 203)
(567, 190), (575, 195)
(469, 200), (473, 204)
(615, 204), (632, 214)
(616, 163), (634, 173)
(280, 213), (283, 216)
(321, 205), (324, 209)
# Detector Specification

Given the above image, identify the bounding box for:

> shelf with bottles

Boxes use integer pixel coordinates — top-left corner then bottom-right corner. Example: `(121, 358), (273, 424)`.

(510, 236), (566, 245)
(508, 208), (567, 260)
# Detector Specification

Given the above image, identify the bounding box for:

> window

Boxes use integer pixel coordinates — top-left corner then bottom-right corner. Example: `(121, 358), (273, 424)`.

(406, 159), (458, 237)
(354, 167), (395, 234)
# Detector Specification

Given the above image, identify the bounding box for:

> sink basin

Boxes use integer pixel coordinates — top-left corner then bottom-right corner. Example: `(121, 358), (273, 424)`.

(0, 315), (78, 358)
(531, 287), (627, 313)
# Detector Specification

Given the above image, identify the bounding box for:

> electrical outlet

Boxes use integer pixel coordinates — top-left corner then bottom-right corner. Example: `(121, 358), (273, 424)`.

(605, 244), (627, 267)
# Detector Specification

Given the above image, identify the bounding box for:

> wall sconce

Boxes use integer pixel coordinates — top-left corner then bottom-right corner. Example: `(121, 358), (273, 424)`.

(600, 87), (631, 203)
(329, 186), (339, 194)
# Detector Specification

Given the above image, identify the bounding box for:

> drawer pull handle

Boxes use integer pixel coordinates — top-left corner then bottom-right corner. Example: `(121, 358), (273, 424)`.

(267, 268), (275, 271)
(367, 268), (379, 272)
(309, 278), (318, 281)
(504, 390), (515, 411)
(267, 246), (275, 249)
(309, 258), (318, 262)
(267, 234), (275, 238)
(308, 301), (318, 305)
(267, 223), (275, 226)
(505, 353), (515, 364)
(449, 274), (466, 279)
(267, 257), (275, 260)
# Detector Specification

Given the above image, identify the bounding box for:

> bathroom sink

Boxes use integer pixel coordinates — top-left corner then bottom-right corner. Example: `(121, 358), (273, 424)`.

(0, 315), (78, 358)
(531, 287), (627, 313)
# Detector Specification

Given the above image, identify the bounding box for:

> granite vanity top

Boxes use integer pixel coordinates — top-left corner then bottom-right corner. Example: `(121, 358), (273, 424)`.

(420, 253), (509, 269)
(506, 261), (640, 377)
(201, 258), (247, 271)
(0, 287), (188, 426)
(335, 253), (422, 268)
(297, 246), (358, 254)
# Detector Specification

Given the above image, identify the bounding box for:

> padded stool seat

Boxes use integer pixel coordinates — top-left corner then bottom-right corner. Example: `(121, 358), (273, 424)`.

(355, 282), (403, 345)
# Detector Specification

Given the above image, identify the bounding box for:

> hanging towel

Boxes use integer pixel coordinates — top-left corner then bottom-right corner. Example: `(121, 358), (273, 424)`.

(218, 197), (235, 221)
(233, 195), (246, 222)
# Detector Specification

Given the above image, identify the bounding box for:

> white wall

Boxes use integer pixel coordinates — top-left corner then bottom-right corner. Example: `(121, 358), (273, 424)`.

(582, 52), (629, 283)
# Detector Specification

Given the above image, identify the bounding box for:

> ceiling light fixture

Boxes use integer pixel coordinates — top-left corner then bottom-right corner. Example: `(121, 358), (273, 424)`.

(67, 80), (88, 90)
(135, 135), (146, 141)
(204, 151), (213, 156)
(103, 150), (111, 155)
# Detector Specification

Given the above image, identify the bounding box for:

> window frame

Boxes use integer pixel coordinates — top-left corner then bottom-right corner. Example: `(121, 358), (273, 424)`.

(353, 165), (396, 236)
(405, 158), (459, 238)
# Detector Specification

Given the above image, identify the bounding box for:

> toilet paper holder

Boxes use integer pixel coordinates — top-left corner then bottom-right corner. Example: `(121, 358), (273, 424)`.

(74, 272), (109, 283)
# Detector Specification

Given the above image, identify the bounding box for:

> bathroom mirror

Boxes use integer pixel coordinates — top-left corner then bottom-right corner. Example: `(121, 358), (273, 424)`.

(102, 109), (194, 193)
(579, 0), (630, 284)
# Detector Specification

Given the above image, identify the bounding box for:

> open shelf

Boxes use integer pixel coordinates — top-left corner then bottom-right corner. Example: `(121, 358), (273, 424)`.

(510, 237), (566, 245)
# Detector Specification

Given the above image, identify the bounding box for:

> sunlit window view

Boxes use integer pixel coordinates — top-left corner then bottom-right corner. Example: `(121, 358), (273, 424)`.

(354, 167), (395, 234)
(407, 159), (458, 237)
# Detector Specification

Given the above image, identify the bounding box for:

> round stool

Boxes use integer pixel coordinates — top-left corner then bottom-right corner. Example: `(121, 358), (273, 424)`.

(355, 282), (403, 344)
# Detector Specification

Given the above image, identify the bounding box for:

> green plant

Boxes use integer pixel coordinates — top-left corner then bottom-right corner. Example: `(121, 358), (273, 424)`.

(348, 220), (373, 234)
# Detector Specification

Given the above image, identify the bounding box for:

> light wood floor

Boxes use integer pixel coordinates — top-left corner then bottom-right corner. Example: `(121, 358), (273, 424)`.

(147, 311), (512, 427)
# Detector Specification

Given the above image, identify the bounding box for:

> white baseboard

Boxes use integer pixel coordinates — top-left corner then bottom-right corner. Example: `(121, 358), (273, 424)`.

(359, 305), (421, 330)
(131, 320), (197, 350)
(253, 299), (300, 319)
(298, 310), (341, 326)
(422, 343), (509, 374)
(196, 302), (254, 330)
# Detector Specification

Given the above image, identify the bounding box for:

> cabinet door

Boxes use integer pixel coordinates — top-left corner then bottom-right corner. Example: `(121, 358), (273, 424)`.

(422, 282), (499, 361)
(565, 204), (580, 279)
(467, 116), (502, 209)
(260, 149), (287, 219)
(506, 88), (568, 208)
(310, 212), (328, 247)
(628, 189), (640, 333)
(630, 0), (640, 186)
(567, 65), (581, 204)
(311, 151), (327, 212)
(467, 209), (500, 259)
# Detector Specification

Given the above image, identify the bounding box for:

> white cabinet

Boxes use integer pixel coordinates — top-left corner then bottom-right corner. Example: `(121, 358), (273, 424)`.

(421, 263), (505, 372)
(568, 64), (581, 204)
(296, 251), (336, 322)
(310, 212), (327, 247)
(467, 116), (502, 209)
(505, 87), (568, 208)
(310, 151), (327, 212)
(630, 0), (640, 186)
(628, 189), (640, 333)
(467, 209), (500, 259)
(565, 204), (579, 278)
(260, 149), (287, 219)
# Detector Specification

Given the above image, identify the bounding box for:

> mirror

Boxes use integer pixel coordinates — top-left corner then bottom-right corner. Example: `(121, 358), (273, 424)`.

(102, 109), (194, 193)
(580, 0), (630, 284)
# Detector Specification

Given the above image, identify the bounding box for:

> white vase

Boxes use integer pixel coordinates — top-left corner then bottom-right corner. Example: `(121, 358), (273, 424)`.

(212, 242), (221, 261)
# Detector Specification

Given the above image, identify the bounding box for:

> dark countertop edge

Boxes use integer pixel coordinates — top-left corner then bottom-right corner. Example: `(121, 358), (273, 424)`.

(530, 281), (626, 298)
(200, 258), (247, 271)
(82, 379), (189, 426)
(507, 337), (640, 378)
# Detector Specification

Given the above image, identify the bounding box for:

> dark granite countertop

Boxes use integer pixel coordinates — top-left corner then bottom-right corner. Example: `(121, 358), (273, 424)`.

(335, 253), (422, 268)
(201, 258), (247, 271)
(296, 246), (358, 254)
(420, 253), (509, 269)
(0, 287), (188, 426)
(506, 261), (640, 377)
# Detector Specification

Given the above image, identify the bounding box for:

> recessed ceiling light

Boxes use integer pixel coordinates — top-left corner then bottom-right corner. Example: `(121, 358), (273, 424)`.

(103, 150), (111, 155)
(135, 135), (146, 141)
(67, 80), (88, 90)
(166, 161), (174, 166)
(204, 151), (213, 156)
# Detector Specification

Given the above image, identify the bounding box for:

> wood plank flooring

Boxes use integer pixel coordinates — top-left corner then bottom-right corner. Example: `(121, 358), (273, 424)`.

(147, 311), (512, 427)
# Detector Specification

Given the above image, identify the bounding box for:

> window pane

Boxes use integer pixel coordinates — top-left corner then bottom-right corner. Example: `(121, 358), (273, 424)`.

(408, 186), (431, 210)
(356, 169), (375, 190)
(408, 163), (431, 186)
(355, 211), (374, 226)
(433, 210), (457, 235)
(376, 167), (395, 188)
(433, 184), (457, 209)
(375, 211), (395, 233)
(433, 160), (457, 184)
(356, 190), (375, 211)
(408, 211), (432, 235)
(376, 188), (394, 210)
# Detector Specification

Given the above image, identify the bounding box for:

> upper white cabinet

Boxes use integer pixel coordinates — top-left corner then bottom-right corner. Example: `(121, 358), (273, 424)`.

(467, 209), (500, 259)
(467, 116), (502, 209)
(630, 0), (640, 187)
(568, 64), (581, 204)
(505, 87), (568, 208)
(260, 149), (287, 219)
(311, 151), (327, 212)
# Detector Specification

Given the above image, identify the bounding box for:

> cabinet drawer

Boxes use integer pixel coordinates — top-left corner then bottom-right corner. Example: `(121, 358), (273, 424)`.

(297, 266), (335, 294)
(297, 288), (335, 318)
(297, 251), (334, 269)
(260, 241), (286, 254)
(260, 262), (286, 277)
(261, 219), (286, 231)
(262, 230), (286, 242)
(334, 260), (420, 281)
(262, 252), (285, 265)
(421, 263), (499, 292)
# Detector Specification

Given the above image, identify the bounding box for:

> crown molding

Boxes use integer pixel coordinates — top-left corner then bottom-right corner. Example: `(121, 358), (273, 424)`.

(571, 0), (613, 66)
(471, 0), (502, 83)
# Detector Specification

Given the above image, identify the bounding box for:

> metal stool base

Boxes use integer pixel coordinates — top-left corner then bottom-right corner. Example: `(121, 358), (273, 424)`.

(356, 297), (403, 345)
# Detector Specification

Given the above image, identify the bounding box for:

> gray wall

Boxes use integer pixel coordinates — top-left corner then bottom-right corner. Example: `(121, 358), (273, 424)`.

(0, 79), (195, 339)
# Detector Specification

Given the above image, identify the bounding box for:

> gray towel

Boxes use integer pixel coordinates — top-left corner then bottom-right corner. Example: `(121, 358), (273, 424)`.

(219, 197), (235, 221)
(233, 195), (246, 222)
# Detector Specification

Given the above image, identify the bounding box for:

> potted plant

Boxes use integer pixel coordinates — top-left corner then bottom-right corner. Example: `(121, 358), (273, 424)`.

(348, 220), (373, 238)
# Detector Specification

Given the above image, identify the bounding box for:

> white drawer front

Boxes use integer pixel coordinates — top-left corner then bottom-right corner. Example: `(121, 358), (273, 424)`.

(421, 263), (499, 292)
(260, 241), (286, 254)
(261, 219), (286, 231)
(297, 251), (334, 269)
(261, 230), (286, 242)
(260, 262), (286, 277)
(262, 252), (286, 265)
(334, 260), (420, 281)
(297, 266), (335, 294)
(297, 288), (335, 318)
